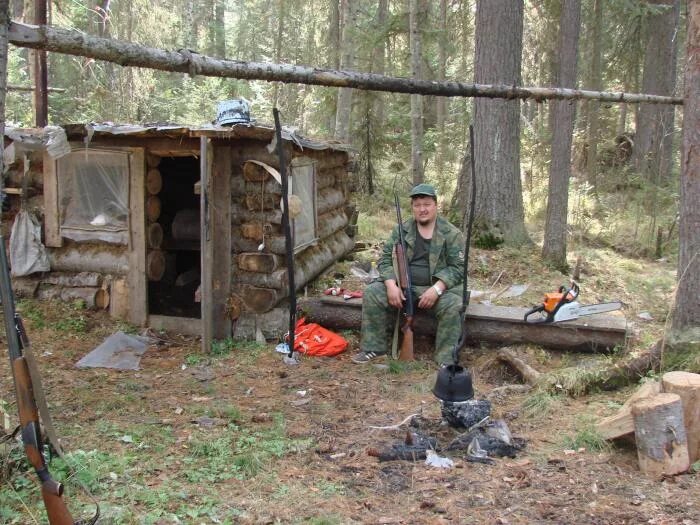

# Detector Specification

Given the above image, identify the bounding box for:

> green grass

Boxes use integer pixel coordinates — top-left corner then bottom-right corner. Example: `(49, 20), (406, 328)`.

(560, 416), (611, 453)
(521, 390), (563, 419)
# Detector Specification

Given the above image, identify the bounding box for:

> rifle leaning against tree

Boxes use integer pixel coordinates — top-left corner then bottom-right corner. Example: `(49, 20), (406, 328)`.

(0, 236), (76, 525)
(394, 194), (415, 361)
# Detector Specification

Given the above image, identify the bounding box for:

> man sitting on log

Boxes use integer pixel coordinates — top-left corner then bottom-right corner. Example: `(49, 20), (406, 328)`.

(351, 183), (465, 365)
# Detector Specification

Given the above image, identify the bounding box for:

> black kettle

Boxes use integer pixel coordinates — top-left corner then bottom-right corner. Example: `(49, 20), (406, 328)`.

(432, 363), (474, 402)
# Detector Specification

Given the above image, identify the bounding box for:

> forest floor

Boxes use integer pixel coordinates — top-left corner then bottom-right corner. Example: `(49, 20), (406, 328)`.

(1, 243), (699, 524)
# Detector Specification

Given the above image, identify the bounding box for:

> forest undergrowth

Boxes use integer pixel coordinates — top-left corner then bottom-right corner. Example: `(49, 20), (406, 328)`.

(1, 184), (696, 525)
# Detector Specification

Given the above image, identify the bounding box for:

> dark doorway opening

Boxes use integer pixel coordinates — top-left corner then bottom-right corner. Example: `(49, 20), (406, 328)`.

(148, 156), (201, 318)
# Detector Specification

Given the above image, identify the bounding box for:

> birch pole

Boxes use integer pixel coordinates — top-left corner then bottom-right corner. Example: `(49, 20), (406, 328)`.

(7, 21), (682, 105)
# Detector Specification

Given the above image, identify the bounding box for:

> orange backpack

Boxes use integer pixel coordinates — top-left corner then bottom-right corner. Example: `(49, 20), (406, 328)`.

(291, 318), (348, 357)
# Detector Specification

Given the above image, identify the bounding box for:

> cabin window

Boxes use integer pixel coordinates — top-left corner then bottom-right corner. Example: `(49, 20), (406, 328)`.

(56, 149), (130, 244)
(290, 158), (317, 251)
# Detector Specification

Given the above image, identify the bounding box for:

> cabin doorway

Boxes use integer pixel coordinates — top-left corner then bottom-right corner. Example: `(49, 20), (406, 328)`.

(147, 156), (201, 320)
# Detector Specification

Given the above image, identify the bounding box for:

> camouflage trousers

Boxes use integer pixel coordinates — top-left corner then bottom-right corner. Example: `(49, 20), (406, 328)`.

(360, 281), (463, 364)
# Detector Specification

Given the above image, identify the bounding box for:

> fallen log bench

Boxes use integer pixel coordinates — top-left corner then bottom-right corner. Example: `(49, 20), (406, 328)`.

(299, 296), (628, 352)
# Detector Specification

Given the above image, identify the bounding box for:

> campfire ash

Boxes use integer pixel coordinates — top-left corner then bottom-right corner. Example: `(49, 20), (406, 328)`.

(367, 411), (526, 464)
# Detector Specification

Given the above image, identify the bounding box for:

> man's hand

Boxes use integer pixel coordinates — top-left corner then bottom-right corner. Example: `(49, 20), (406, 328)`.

(385, 280), (405, 309)
(418, 282), (443, 310)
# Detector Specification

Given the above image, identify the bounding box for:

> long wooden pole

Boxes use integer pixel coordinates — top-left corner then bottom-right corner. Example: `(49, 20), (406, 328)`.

(32, 1), (48, 126)
(7, 21), (682, 105)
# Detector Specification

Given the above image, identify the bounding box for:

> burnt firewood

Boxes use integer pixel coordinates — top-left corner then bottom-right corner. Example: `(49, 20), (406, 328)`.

(440, 399), (491, 429)
(367, 433), (439, 462)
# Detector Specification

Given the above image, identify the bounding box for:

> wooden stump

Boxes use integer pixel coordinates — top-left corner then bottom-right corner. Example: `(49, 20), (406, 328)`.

(631, 393), (690, 477)
(662, 371), (700, 464)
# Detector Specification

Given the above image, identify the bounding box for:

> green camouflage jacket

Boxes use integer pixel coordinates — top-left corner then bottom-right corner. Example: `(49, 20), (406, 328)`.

(377, 215), (465, 293)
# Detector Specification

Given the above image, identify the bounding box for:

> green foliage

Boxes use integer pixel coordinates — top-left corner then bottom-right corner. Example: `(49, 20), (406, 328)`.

(522, 390), (563, 419)
(17, 300), (45, 329)
(560, 416), (611, 453)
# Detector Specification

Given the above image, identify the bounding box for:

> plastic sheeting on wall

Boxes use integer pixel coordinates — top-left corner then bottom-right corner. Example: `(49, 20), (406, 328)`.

(10, 210), (50, 276)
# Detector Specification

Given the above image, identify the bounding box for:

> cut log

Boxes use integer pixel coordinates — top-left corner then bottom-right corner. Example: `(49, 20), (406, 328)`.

(12, 277), (40, 298)
(146, 152), (161, 168)
(596, 381), (661, 440)
(236, 230), (354, 290)
(241, 221), (274, 241)
(631, 393), (690, 477)
(317, 208), (348, 239)
(496, 348), (541, 385)
(171, 208), (200, 241)
(49, 245), (129, 274)
(146, 168), (163, 195)
(232, 207), (282, 225)
(243, 160), (273, 182)
(244, 193), (277, 211)
(235, 285), (282, 314)
(237, 252), (282, 273)
(95, 287), (110, 309)
(42, 271), (102, 287)
(298, 297), (627, 352)
(147, 250), (166, 281)
(147, 222), (164, 249)
(661, 371), (700, 464)
(146, 195), (162, 222)
(316, 187), (346, 215)
(109, 278), (129, 320)
(36, 284), (103, 309)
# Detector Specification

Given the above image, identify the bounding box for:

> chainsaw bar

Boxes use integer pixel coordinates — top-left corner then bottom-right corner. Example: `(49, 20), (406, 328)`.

(552, 301), (623, 322)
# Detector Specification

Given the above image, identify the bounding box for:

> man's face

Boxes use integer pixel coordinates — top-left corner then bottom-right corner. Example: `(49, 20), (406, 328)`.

(411, 195), (437, 226)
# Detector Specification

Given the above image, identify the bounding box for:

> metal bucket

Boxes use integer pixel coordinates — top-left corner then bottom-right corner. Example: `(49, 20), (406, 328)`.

(216, 99), (251, 126)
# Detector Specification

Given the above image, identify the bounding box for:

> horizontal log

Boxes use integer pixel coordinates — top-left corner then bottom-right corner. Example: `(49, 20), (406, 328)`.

(298, 298), (628, 352)
(232, 285), (282, 314)
(37, 284), (104, 309)
(317, 208), (348, 239)
(147, 222), (164, 249)
(237, 252), (282, 273)
(317, 187), (345, 215)
(236, 230), (354, 291)
(41, 271), (102, 287)
(48, 245), (129, 274)
(171, 208), (200, 241)
(8, 22), (682, 105)
(146, 195), (162, 222)
(232, 207), (282, 225)
(146, 168), (162, 194)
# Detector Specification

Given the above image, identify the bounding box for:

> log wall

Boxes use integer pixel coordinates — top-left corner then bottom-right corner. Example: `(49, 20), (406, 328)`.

(230, 142), (353, 314)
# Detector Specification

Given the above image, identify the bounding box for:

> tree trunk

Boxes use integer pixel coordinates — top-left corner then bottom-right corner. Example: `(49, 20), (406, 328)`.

(271, 0), (286, 108)
(33, 0), (47, 127)
(213, 0), (226, 57)
(585, 0), (603, 188)
(631, 0), (680, 185)
(473, 0), (529, 245)
(672, 0), (700, 332)
(542, 0), (581, 269)
(334, 0), (357, 143)
(409, 0), (424, 185)
(435, 0), (448, 188)
(7, 21), (683, 104)
(1, 1), (9, 182)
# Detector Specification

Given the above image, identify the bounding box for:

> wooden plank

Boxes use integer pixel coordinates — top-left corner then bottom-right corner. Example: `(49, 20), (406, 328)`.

(210, 145), (232, 341)
(200, 137), (214, 352)
(128, 148), (147, 326)
(299, 297), (628, 352)
(42, 150), (62, 247)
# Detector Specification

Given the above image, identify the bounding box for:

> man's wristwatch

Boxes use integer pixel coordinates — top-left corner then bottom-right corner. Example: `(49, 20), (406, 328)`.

(433, 284), (443, 297)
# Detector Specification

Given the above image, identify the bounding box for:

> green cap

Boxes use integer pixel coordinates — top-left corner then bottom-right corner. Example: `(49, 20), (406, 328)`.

(409, 183), (437, 198)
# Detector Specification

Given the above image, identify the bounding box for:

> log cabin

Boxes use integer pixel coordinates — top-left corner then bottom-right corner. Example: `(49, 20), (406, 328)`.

(2, 122), (356, 351)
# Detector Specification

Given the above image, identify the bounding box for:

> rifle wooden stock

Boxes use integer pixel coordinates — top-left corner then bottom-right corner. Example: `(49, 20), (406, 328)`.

(13, 358), (74, 525)
(394, 241), (415, 361)
(1, 235), (76, 525)
(398, 315), (415, 361)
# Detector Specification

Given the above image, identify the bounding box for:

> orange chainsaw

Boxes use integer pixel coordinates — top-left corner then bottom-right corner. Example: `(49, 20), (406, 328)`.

(524, 281), (622, 323)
